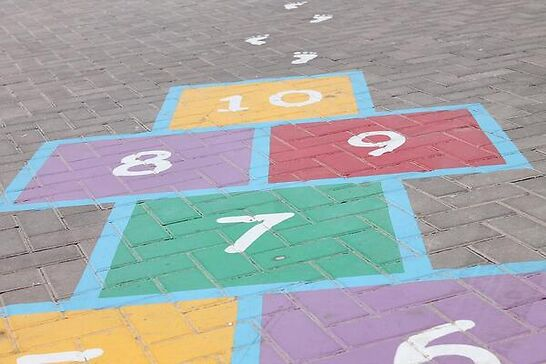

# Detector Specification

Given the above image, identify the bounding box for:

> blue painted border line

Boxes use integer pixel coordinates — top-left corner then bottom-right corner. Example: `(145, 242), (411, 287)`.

(468, 104), (530, 168)
(1, 162), (530, 212)
(3, 259), (545, 317)
(382, 179), (434, 275)
(248, 127), (271, 188)
(350, 71), (375, 114)
(8, 103), (484, 144)
(231, 295), (263, 364)
(152, 86), (185, 131)
(2, 142), (58, 204)
(68, 202), (136, 306)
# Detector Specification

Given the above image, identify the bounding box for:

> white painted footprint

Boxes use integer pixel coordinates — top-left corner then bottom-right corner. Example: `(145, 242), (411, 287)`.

(245, 34), (269, 45)
(310, 14), (333, 23)
(284, 1), (307, 10)
(291, 51), (317, 64)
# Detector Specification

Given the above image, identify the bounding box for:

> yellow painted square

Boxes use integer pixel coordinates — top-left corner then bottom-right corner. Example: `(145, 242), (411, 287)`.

(170, 75), (359, 129)
(181, 298), (236, 332)
(0, 318), (12, 355)
(1, 298), (237, 364)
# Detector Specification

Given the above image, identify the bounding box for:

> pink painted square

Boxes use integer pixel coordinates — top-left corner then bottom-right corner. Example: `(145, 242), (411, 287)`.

(16, 130), (254, 203)
(269, 110), (505, 183)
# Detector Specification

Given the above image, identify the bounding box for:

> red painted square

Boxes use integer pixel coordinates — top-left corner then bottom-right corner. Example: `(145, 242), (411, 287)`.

(269, 110), (505, 183)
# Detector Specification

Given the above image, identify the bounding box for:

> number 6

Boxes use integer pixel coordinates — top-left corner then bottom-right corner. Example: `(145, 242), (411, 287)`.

(394, 320), (500, 364)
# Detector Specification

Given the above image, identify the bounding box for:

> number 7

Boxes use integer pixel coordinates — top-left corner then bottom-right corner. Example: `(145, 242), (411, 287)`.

(217, 212), (294, 253)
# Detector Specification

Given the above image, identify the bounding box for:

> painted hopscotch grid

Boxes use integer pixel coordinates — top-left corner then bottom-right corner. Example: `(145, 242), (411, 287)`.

(0, 70), (544, 364)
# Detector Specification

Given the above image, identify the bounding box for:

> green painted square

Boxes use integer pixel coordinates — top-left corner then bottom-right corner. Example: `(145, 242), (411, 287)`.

(100, 183), (403, 297)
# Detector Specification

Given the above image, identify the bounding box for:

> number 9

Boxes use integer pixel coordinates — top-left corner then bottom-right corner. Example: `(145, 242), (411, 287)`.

(347, 130), (406, 156)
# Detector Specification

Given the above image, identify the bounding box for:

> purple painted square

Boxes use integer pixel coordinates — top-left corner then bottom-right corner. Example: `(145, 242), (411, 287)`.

(260, 274), (546, 363)
(16, 130), (254, 203)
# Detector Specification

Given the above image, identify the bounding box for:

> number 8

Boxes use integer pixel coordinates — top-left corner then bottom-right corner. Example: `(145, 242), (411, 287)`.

(112, 150), (172, 177)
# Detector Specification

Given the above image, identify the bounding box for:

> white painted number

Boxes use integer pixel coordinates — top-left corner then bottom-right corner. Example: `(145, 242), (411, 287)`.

(17, 348), (104, 363)
(218, 90), (323, 112)
(347, 130), (406, 156)
(394, 320), (500, 364)
(112, 150), (172, 177)
(217, 212), (294, 253)
(269, 90), (322, 108)
(218, 95), (248, 112)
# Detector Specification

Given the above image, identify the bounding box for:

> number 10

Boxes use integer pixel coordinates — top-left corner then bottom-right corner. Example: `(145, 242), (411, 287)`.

(218, 90), (323, 112)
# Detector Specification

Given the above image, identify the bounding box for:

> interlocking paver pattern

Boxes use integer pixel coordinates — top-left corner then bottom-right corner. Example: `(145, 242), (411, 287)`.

(0, 0), (545, 362)
(269, 110), (505, 182)
(101, 183), (403, 297)
(261, 273), (546, 363)
(0, 207), (108, 306)
(16, 131), (254, 203)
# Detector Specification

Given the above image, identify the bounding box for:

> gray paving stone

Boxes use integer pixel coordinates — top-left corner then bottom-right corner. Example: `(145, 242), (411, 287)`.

(0, 285), (52, 306)
(508, 123), (546, 141)
(512, 134), (546, 150)
(0, 206), (106, 306)
(78, 239), (101, 261)
(471, 236), (545, 263)
(514, 176), (546, 197)
(405, 187), (451, 216)
(429, 247), (489, 269)
(0, 228), (27, 258)
(0, 140), (18, 156)
(61, 208), (112, 229)
(17, 209), (65, 237)
(0, 245), (82, 275)
(405, 177), (468, 197)
(440, 184), (528, 208)
(424, 203), (515, 230)
(504, 194), (546, 221)
(42, 259), (88, 300)
(487, 215), (546, 249)
(416, 220), (438, 235)
(0, 269), (43, 293)
(451, 169), (541, 188)
(0, 214), (17, 231)
(423, 223), (502, 253)
(509, 111), (546, 127)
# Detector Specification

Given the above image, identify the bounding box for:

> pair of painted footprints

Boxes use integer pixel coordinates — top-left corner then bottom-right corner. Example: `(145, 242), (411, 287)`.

(245, 3), (332, 64)
(246, 35), (319, 64)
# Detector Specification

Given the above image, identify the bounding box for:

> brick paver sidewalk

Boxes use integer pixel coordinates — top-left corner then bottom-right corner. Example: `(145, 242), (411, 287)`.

(1, 0), (545, 363)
